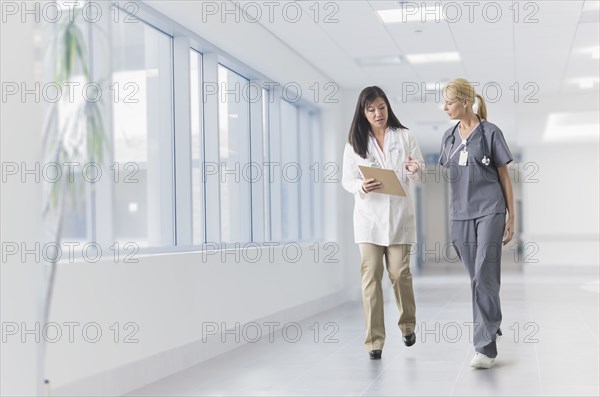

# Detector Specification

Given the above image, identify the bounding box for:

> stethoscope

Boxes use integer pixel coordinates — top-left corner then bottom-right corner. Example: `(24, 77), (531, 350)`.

(369, 127), (408, 167)
(439, 115), (491, 167)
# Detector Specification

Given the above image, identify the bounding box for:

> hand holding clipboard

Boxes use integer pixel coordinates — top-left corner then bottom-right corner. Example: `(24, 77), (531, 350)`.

(358, 166), (406, 196)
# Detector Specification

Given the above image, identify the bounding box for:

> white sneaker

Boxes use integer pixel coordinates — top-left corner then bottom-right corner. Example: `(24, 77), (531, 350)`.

(470, 353), (495, 369)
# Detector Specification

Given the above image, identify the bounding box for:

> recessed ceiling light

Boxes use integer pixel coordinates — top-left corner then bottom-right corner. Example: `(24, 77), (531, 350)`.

(580, 80), (594, 89)
(376, 5), (445, 23)
(579, 46), (600, 60)
(406, 52), (460, 64)
(544, 112), (599, 142)
(356, 55), (404, 67)
(570, 77), (599, 89)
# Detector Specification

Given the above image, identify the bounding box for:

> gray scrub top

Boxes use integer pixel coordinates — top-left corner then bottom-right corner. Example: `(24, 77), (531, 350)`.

(439, 120), (513, 221)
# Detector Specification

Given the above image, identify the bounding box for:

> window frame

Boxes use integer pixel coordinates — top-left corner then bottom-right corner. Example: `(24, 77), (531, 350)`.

(59, 1), (326, 259)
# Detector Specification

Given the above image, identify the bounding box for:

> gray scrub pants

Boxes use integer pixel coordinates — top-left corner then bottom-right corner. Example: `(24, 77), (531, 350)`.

(451, 213), (505, 358)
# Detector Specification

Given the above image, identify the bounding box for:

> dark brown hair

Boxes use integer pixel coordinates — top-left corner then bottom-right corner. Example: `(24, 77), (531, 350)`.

(348, 86), (408, 158)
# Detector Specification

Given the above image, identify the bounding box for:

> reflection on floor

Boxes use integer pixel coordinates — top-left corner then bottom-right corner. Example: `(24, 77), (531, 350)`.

(127, 264), (599, 396)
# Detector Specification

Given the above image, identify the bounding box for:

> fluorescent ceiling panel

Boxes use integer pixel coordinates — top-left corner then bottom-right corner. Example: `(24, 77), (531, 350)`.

(579, 46), (600, 60)
(543, 112), (600, 142)
(406, 52), (460, 64)
(376, 5), (445, 23)
(569, 76), (600, 89)
(355, 55), (404, 66)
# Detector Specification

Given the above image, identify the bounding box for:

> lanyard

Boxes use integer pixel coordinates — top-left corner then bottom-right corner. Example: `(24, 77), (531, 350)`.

(447, 140), (465, 162)
(441, 119), (487, 166)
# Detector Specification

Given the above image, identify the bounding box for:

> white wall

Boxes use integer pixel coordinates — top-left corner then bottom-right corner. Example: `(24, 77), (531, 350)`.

(518, 92), (599, 266)
(45, 245), (346, 395)
(0, 15), (46, 397)
(522, 143), (600, 266)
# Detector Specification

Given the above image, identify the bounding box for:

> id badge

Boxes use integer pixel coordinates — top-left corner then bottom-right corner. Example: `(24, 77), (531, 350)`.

(458, 150), (468, 166)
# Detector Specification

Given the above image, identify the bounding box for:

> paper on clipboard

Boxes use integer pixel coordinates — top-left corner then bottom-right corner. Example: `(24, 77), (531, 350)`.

(358, 166), (406, 197)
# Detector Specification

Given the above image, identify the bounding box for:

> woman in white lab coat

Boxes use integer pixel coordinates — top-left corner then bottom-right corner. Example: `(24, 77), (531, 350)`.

(342, 86), (425, 360)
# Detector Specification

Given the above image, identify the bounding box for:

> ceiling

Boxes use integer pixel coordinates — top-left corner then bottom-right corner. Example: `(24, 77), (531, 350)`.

(144, 0), (599, 152)
(254, 0), (600, 151)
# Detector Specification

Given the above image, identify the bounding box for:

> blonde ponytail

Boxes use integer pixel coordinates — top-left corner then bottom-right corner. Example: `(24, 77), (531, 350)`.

(475, 94), (487, 120)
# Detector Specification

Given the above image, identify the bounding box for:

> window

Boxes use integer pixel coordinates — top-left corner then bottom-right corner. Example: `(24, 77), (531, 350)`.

(299, 108), (313, 240)
(53, 2), (326, 255)
(261, 88), (271, 241)
(110, 18), (174, 248)
(217, 65), (251, 243)
(56, 10), (90, 244)
(310, 112), (324, 240)
(190, 49), (204, 244)
(279, 100), (300, 241)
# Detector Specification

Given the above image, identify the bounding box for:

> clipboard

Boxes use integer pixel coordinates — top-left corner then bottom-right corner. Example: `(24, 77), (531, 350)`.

(358, 166), (406, 197)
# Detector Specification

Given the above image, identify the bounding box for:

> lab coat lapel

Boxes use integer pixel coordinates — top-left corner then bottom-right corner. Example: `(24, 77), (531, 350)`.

(366, 137), (381, 167)
(389, 130), (403, 170)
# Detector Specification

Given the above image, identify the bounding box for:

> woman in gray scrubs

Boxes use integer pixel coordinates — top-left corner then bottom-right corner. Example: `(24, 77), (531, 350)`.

(439, 78), (515, 369)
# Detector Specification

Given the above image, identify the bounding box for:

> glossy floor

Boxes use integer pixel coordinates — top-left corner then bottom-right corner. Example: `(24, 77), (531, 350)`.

(127, 264), (599, 396)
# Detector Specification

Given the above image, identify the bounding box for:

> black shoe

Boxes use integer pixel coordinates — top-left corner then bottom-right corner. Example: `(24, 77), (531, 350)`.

(369, 350), (382, 360)
(403, 332), (416, 347)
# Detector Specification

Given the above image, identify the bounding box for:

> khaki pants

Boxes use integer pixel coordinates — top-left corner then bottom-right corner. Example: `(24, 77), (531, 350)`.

(359, 243), (416, 350)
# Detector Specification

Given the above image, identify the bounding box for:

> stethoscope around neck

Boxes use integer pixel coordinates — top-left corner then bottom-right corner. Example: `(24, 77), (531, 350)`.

(439, 115), (491, 167)
(369, 127), (405, 160)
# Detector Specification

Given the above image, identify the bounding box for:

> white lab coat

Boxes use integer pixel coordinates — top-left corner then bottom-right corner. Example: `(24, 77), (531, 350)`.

(342, 128), (425, 246)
